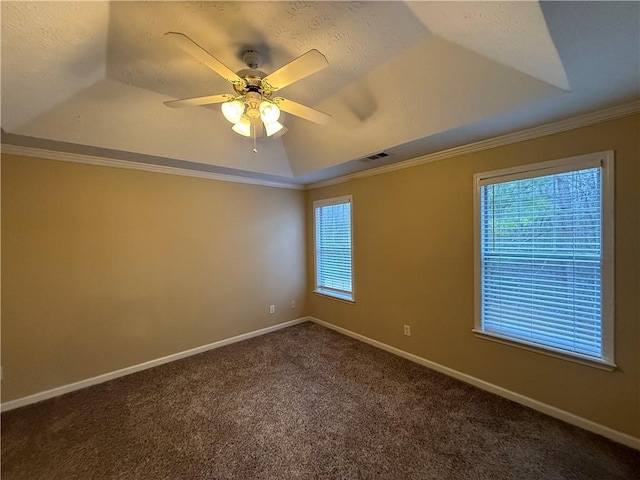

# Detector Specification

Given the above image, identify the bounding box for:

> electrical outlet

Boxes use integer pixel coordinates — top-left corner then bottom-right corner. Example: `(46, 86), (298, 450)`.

(290, 300), (296, 309)
(403, 325), (411, 336)
(269, 305), (276, 314)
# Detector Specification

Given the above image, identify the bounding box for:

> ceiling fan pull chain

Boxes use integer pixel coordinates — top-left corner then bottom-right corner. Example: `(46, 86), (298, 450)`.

(252, 119), (258, 153)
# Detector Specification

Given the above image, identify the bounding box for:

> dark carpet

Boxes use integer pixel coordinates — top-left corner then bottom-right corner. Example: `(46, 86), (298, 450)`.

(2, 322), (639, 479)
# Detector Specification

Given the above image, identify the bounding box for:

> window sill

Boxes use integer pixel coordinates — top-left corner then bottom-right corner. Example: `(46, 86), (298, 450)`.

(313, 290), (355, 304)
(472, 330), (616, 372)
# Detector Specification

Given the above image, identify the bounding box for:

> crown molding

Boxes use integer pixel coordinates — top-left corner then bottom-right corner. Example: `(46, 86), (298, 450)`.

(3, 102), (638, 191)
(0, 144), (304, 190)
(306, 101), (640, 190)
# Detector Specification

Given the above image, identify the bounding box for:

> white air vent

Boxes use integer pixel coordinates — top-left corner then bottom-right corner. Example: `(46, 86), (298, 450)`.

(361, 151), (390, 162)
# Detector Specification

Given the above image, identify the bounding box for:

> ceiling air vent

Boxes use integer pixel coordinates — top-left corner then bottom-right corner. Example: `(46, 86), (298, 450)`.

(360, 151), (390, 162)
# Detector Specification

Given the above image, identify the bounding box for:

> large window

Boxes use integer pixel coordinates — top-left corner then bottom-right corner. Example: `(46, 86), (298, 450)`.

(474, 152), (614, 369)
(314, 196), (353, 302)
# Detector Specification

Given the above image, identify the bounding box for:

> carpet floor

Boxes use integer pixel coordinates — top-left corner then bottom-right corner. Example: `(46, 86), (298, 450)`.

(2, 322), (639, 479)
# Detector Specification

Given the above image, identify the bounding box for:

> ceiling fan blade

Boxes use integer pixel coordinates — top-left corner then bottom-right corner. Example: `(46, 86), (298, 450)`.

(165, 32), (242, 85)
(164, 94), (232, 108)
(275, 98), (331, 125)
(262, 49), (328, 92)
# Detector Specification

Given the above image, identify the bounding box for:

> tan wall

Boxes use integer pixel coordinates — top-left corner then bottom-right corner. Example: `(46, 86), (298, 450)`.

(306, 114), (640, 438)
(1, 155), (307, 402)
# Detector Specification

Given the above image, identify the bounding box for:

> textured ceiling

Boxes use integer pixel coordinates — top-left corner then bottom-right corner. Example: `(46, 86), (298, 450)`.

(2, 1), (639, 184)
(407, 2), (570, 90)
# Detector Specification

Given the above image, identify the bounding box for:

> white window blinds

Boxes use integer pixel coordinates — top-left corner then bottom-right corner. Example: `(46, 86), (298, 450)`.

(477, 156), (613, 364)
(314, 197), (353, 301)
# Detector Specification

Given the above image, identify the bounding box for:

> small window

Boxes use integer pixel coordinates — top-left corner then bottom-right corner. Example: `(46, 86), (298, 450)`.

(474, 152), (614, 369)
(313, 196), (354, 302)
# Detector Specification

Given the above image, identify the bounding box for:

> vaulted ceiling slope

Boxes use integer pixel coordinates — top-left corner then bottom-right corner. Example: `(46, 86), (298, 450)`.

(2, 1), (639, 185)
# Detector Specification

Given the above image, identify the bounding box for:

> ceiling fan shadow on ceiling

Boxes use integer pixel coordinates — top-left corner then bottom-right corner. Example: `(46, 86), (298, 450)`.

(163, 32), (331, 152)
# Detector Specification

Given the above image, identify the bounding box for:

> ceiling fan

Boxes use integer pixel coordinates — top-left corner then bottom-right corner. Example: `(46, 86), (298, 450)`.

(164, 32), (331, 150)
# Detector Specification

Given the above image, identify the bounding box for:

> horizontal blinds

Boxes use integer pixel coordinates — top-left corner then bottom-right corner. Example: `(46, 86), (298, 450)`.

(315, 201), (352, 296)
(480, 167), (603, 358)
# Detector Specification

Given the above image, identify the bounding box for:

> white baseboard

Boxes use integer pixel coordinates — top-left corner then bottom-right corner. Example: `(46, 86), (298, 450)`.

(1, 317), (310, 412)
(309, 317), (640, 451)
(5, 315), (638, 450)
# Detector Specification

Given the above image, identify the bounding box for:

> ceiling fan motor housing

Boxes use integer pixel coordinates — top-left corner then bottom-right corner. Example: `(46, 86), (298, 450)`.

(233, 50), (270, 97)
(233, 69), (268, 96)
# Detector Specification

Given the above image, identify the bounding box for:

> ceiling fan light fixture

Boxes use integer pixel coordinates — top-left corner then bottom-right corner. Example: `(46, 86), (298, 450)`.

(232, 116), (252, 137)
(259, 101), (280, 124)
(265, 120), (284, 137)
(221, 99), (245, 124)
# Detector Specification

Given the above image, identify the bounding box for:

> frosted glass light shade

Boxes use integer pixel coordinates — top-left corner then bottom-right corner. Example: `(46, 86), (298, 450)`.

(265, 121), (283, 137)
(259, 101), (280, 124)
(232, 116), (251, 137)
(222, 100), (245, 124)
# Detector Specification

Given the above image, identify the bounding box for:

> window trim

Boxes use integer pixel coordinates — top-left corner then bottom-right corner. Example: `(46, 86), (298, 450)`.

(473, 151), (615, 370)
(313, 195), (355, 303)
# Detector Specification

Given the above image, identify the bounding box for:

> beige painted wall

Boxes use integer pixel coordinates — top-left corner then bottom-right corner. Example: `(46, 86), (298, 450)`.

(1, 155), (307, 402)
(306, 114), (640, 438)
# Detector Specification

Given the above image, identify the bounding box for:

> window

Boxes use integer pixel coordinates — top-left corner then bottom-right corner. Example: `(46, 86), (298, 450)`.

(473, 152), (614, 369)
(313, 196), (354, 301)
